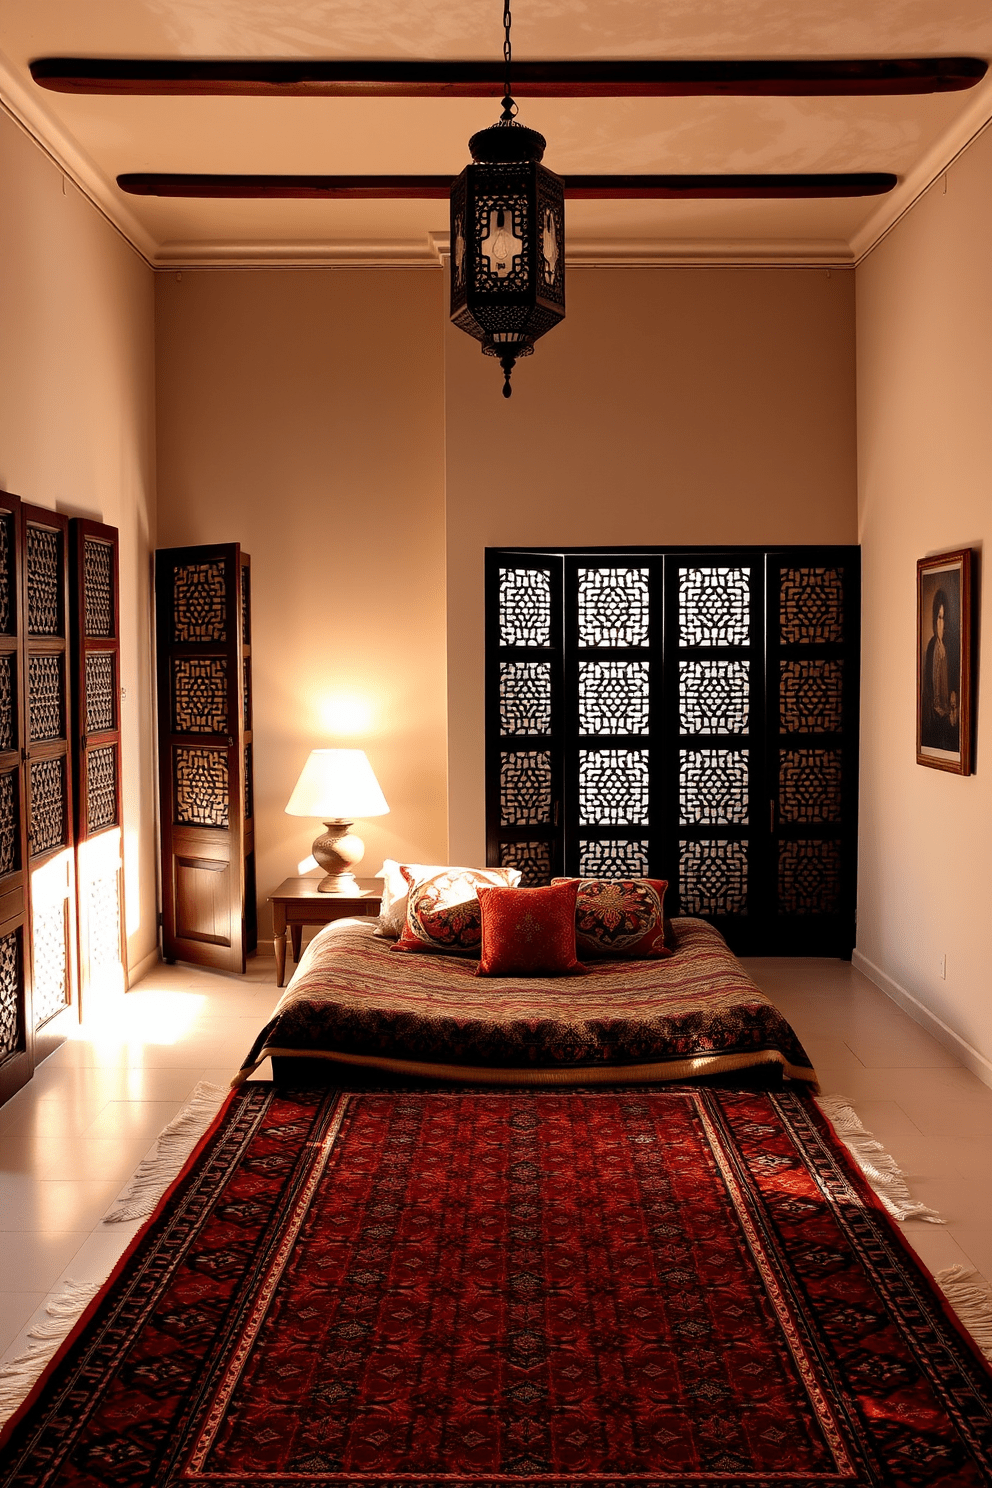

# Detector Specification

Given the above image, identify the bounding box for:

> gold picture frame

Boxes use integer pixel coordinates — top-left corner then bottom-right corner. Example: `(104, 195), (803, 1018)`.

(916, 548), (973, 774)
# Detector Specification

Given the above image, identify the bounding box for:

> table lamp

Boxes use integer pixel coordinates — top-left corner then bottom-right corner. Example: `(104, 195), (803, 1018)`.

(285, 748), (389, 892)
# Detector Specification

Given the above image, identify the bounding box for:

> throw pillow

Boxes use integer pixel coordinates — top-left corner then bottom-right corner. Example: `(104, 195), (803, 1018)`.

(552, 876), (671, 959)
(476, 880), (586, 977)
(390, 866), (521, 955)
(374, 859), (450, 938)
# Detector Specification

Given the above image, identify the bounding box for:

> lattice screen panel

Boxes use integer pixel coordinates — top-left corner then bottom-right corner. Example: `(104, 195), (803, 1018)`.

(0, 771), (20, 877)
(27, 656), (64, 743)
(86, 747), (118, 832)
(578, 838), (650, 878)
(780, 568), (844, 645)
(780, 660), (843, 733)
(577, 568), (650, 648)
(498, 840), (551, 887)
(579, 749), (650, 826)
(500, 751), (552, 826)
(243, 660), (251, 731)
(0, 513), (12, 635)
(0, 931), (21, 1059)
(499, 569), (551, 648)
(85, 653), (116, 734)
(779, 749), (842, 824)
(0, 655), (14, 752)
(500, 661), (552, 736)
(174, 748), (229, 828)
(778, 839), (842, 914)
(173, 657), (228, 734)
(29, 758), (67, 857)
(679, 750), (749, 826)
(579, 662), (650, 736)
(245, 745), (253, 821)
(680, 840), (749, 916)
(26, 528), (61, 637)
(679, 568), (749, 647)
(173, 562), (227, 644)
(241, 565), (251, 645)
(82, 541), (114, 637)
(32, 899), (68, 1025)
(87, 870), (122, 980)
(679, 661), (749, 735)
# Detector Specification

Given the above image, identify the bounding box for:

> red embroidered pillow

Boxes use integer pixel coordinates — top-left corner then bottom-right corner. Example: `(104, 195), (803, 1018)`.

(552, 877), (671, 960)
(390, 867), (520, 956)
(475, 881), (586, 977)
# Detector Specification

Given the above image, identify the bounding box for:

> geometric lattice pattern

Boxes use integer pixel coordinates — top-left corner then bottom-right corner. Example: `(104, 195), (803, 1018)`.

(0, 513), (12, 635)
(499, 569), (551, 649)
(85, 652), (116, 735)
(780, 749), (842, 825)
(500, 751), (552, 826)
(779, 660), (843, 734)
(680, 749), (749, 825)
(86, 746), (118, 832)
(245, 744), (253, 822)
(578, 838), (650, 877)
(780, 568), (844, 645)
(243, 659), (251, 731)
(26, 526), (61, 637)
(174, 747), (229, 828)
(0, 653), (14, 752)
(241, 564), (251, 646)
(577, 568), (650, 648)
(173, 562), (227, 644)
(28, 655), (64, 742)
(498, 840), (551, 888)
(0, 770), (19, 877)
(28, 757), (66, 857)
(500, 661), (552, 736)
(173, 657), (228, 734)
(83, 540), (114, 637)
(579, 749), (650, 826)
(679, 839), (748, 915)
(779, 839), (842, 914)
(679, 660), (749, 735)
(0, 929), (20, 1059)
(32, 898), (68, 1026)
(679, 568), (750, 648)
(87, 870), (122, 978)
(579, 662), (650, 735)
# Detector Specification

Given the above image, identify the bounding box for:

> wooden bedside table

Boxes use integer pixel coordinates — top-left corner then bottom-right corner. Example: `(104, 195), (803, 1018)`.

(269, 877), (381, 987)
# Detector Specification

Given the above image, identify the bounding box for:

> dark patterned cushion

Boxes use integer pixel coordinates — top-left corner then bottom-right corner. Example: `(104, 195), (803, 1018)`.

(553, 877), (671, 960)
(476, 881), (586, 977)
(390, 867), (520, 956)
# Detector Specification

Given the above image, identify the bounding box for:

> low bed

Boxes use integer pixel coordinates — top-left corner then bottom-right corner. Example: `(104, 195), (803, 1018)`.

(235, 915), (815, 1088)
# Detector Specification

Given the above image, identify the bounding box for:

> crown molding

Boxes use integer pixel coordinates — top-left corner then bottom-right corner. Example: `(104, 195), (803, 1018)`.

(0, 48), (157, 266)
(850, 72), (992, 262)
(155, 237), (445, 268)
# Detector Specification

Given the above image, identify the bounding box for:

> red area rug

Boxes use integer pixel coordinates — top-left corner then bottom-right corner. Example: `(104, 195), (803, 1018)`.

(3, 1085), (991, 1487)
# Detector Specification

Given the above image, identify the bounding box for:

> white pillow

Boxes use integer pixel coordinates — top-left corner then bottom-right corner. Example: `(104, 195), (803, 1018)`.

(373, 859), (521, 937)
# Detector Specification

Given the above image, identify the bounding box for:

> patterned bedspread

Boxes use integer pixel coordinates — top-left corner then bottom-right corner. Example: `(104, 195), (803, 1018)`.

(235, 916), (815, 1087)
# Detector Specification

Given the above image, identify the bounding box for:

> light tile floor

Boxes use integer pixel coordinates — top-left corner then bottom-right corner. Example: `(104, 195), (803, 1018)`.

(0, 949), (990, 1361)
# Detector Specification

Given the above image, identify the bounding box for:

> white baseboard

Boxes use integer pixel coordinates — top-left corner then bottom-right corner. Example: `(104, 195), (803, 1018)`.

(127, 945), (161, 987)
(852, 948), (992, 1091)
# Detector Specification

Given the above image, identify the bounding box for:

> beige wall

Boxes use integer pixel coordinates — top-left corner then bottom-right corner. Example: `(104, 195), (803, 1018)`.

(856, 133), (991, 1078)
(446, 266), (858, 862)
(155, 270), (448, 934)
(0, 112), (158, 974)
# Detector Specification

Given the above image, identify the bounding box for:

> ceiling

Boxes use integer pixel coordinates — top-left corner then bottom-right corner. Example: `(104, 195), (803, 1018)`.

(2, 0), (992, 268)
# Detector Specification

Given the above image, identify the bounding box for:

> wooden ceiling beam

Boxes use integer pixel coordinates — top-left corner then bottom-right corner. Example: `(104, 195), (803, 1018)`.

(33, 57), (986, 98)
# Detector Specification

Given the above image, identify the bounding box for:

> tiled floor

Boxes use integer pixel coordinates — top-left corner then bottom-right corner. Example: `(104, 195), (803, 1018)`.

(1, 948), (990, 1363)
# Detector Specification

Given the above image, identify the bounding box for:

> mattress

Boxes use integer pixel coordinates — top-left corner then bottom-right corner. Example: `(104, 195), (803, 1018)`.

(235, 915), (816, 1087)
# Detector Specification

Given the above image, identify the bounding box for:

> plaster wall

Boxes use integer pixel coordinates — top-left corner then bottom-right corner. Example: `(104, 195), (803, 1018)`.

(856, 129), (992, 1077)
(154, 269), (448, 935)
(0, 111), (158, 975)
(445, 266), (859, 863)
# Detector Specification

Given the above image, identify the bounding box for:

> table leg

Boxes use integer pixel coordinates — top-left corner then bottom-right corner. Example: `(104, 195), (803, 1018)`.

(273, 904), (287, 988)
(290, 924), (303, 963)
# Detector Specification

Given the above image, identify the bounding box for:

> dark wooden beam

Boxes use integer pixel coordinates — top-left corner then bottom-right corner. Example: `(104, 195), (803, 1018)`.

(117, 172), (898, 200)
(33, 57), (987, 98)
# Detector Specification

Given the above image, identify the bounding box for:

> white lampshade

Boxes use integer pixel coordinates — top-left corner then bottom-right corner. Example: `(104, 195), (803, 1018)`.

(285, 749), (389, 822)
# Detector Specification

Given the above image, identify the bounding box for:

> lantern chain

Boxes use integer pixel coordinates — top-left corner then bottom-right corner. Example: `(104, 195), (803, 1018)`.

(501, 0), (517, 119)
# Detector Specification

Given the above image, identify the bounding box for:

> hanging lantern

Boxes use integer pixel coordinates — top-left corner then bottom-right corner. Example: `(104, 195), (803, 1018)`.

(450, 4), (565, 398)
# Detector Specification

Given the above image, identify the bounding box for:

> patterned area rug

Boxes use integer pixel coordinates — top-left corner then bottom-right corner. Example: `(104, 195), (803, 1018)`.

(2, 1084), (991, 1487)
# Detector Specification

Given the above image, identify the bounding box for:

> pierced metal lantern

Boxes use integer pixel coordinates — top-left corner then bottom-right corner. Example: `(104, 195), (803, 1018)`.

(450, 116), (565, 398)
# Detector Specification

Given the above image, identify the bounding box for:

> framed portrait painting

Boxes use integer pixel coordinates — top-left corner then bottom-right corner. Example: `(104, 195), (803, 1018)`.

(916, 548), (973, 774)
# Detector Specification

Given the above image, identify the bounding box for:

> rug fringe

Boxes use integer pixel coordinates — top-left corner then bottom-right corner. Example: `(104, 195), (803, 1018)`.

(815, 1096), (944, 1224)
(935, 1266), (992, 1363)
(102, 1081), (228, 1224)
(0, 1280), (101, 1425)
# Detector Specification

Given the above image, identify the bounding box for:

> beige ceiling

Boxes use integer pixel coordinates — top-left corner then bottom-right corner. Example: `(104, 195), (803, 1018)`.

(2, 0), (992, 267)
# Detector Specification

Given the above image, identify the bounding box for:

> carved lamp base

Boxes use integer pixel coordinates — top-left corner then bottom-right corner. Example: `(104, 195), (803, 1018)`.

(312, 820), (365, 893)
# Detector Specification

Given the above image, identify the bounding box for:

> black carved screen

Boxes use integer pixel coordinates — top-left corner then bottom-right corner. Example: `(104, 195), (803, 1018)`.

(486, 547), (860, 956)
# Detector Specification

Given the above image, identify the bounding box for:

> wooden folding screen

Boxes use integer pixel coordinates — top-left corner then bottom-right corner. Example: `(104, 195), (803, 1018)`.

(156, 544), (256, 971)
(70, 519), (128, 1017)
(21, 504), (77, 1062)
(0, 493), (33, 1104)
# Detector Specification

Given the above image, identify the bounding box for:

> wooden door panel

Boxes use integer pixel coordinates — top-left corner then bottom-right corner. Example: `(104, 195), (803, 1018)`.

(0, 491), (32, 1103)
(175, 854), (232, 946)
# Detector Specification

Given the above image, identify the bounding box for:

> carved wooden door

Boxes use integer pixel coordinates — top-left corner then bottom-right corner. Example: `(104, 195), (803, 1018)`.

(0, 492), (34, 1104)
(21, 504), (77, 1061)
(70, 519), (128, 1017)
(155, 544), (255, 971)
